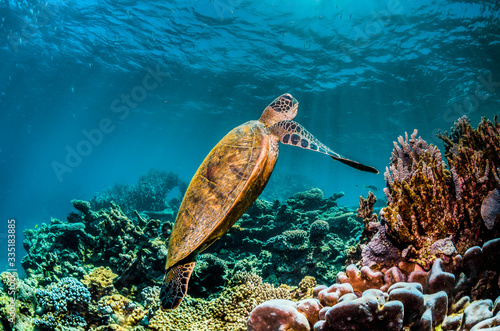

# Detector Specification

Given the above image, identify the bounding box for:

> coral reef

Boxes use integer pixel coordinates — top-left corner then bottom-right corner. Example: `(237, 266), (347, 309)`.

(215, 188), (363, 285)
(22, 200), (169, 290)
(148, 271), (290, 331)
(5, 116), (500, 330)
(247, 299), (312, 331)
(34, 277), (91, 329)
(362, 116), (500, 270)
(250, 237), (500, 331)
(82, 267), (118, 300)
(90, 169), (186, 218)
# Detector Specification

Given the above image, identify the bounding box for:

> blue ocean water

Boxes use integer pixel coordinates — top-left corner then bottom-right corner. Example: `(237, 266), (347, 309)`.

(0, 0), (499, 271)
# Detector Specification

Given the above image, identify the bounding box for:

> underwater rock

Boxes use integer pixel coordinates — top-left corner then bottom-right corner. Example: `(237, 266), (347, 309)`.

(482, 188), (500, 230)
(247, 299), (311, 331)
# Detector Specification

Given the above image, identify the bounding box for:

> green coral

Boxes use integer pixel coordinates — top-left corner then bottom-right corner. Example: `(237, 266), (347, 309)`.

(22, 200), (169, 294)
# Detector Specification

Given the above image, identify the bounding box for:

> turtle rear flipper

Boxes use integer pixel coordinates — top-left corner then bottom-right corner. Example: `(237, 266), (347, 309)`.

(270, 120), (379, 174)
(160, 262), (196, 310)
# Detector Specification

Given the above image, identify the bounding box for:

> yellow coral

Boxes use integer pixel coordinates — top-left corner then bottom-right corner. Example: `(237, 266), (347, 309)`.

(82, 267), (117, 299)
(99, 294), (146, 327)
(148, 272), (290, 331)
(292, 276), (317, 300)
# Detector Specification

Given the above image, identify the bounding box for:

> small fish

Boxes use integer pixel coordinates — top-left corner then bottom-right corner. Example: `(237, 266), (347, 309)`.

(34, 224), (38, 229)
(364, 185), (378, 191)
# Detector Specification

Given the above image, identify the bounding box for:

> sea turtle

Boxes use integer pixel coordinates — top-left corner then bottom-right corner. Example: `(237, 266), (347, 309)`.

(160, 93), (378, 309)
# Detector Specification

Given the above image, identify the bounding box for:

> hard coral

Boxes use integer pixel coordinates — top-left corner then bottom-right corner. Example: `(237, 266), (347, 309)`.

(336, 264), (384, 294)
(148, 272), (290, 331)
(247, 299), (311, 331)
(90, 169), (185, 218)
(317, 289), (404, 331)
(81, 267), (118, 300)
(34, 277), (90, 329)
(375, 116), (500, 270)
(382, 129), (458, 260)
(97, 294), (146, 327)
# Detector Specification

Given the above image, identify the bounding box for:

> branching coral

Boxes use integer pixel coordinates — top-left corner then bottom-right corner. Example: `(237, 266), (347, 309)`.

(379, 116), (500, 267)
(438, 115), (500, 250)
(382, 129), (458, 254)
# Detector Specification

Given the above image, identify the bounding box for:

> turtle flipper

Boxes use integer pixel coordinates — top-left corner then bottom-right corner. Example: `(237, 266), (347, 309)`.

(270, 120), (379, 174)
(160, 262), (196, 310)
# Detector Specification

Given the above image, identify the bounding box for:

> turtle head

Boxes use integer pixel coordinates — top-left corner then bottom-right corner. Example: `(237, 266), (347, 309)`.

(259, 93), (298, 127)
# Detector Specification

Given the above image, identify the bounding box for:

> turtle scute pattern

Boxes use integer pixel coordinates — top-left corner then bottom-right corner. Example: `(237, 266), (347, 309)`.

(166, 121), (272, 269)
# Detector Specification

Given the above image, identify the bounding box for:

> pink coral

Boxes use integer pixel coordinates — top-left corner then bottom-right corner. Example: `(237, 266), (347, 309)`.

(336, 265), (384, 293)
(247, 299), (311, 331)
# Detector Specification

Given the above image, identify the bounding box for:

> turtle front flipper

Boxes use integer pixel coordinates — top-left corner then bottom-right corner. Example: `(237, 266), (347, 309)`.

(270, 120), (379, 174)
(160, 262), (196, 310)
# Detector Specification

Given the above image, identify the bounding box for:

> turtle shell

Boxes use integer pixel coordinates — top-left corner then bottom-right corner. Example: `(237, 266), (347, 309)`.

(166, 120), (278, 270)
